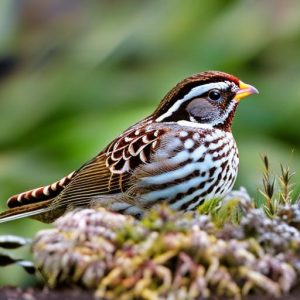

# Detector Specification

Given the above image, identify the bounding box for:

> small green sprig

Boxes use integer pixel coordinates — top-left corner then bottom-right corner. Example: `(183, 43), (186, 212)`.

(279, 164), (295, 204)
(260, 155), (277, 217)
(259, 155), (296, 218)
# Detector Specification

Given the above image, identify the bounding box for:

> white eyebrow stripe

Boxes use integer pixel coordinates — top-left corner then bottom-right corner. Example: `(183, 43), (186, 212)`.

(156, 81), (231, 122)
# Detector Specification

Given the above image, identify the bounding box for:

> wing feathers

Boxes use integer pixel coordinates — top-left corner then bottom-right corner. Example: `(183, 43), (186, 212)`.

(1, 122), (165, 222)
(0, 200), (52, 223)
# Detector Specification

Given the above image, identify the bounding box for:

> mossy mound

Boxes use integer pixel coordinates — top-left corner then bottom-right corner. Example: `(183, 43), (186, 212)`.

(32, 191), (300, 300)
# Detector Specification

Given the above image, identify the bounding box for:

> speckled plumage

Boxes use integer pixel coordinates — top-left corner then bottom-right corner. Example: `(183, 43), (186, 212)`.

(0, 71), (258, 223)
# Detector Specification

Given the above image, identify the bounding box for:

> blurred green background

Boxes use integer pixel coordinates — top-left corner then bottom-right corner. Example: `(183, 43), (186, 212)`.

(0, 0), (300, 287)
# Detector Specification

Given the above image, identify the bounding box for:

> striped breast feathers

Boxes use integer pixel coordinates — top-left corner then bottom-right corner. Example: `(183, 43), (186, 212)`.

(106, 127), (164, 174)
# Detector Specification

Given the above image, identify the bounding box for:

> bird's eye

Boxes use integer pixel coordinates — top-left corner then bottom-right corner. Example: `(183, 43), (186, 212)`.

(208, 90), (222, 101)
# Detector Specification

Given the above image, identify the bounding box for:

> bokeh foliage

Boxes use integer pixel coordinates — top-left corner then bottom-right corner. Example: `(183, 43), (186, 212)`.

(0, 0), (300, 286)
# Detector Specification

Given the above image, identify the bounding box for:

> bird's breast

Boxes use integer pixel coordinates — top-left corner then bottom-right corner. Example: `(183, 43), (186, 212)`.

(134, 126), (239, 211)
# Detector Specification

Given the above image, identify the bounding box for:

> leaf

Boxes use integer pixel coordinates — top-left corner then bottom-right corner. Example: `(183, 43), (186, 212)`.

(0, 252), (35, 274)
(0, 235), (31, 249)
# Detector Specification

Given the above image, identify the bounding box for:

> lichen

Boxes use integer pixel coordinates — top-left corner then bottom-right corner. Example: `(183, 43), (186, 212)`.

(32, 200), (300, 300)
(31, 158), (300, 299)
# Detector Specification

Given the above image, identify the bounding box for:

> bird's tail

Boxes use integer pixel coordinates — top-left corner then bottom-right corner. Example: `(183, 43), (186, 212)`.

(0, 200), (53, 223)
(0, 171), (76, 224)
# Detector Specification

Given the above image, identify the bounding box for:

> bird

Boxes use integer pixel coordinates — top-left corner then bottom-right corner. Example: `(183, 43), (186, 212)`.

(0, 71), (258, 223)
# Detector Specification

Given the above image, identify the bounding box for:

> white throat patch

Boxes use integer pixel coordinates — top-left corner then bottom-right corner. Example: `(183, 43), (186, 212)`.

(210, 100), (237, 127)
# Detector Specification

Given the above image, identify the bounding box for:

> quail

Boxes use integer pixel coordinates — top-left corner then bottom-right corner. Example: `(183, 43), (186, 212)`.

(0, 71), (258, 223)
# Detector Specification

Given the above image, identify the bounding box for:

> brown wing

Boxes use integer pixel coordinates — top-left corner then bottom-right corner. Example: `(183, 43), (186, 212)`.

(50, 126), (165, 210)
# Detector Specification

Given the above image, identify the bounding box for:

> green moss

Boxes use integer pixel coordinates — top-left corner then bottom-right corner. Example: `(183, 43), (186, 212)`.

(4, 158), (299, 299)
(32, 201), (300, 299)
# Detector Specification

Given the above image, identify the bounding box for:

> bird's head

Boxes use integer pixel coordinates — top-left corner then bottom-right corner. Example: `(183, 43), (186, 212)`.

(154, 71), (259, 131)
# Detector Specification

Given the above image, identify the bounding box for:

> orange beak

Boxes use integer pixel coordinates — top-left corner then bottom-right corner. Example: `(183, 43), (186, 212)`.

(234, 80), (259, 102)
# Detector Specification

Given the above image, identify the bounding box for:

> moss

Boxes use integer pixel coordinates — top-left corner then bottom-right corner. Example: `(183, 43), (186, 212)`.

(5, 157), (300, 299)
(32, 197), (300, 299)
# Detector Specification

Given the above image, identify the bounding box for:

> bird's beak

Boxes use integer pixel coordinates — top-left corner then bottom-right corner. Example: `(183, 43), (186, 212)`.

(234, 80), (259, 102)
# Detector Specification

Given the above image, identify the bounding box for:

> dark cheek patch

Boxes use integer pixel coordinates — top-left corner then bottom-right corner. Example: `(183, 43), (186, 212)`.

(186, 98), (221, 122)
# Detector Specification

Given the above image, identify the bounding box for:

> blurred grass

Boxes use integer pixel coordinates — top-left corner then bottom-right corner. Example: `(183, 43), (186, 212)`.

(0, 0), (300, 287)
